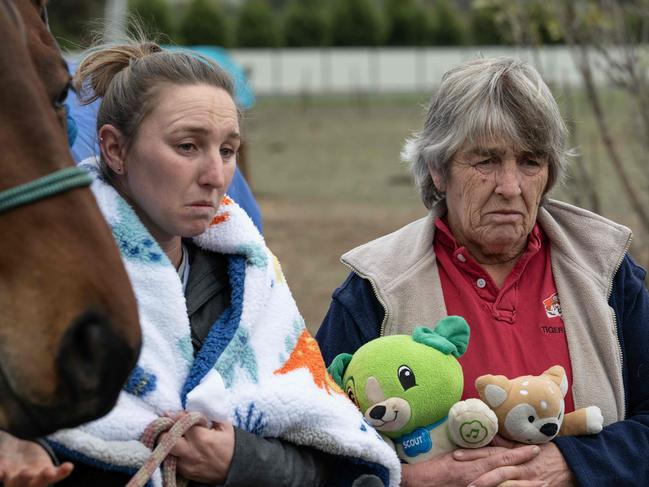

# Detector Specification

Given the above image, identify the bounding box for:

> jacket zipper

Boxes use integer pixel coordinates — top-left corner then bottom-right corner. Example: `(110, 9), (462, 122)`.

(342, 261), (391, 337)
(606, 232), (632, 420)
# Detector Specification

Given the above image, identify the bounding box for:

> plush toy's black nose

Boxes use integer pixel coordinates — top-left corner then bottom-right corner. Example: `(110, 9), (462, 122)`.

(540, 423), (558, 437)
(369, 405), (386, 420)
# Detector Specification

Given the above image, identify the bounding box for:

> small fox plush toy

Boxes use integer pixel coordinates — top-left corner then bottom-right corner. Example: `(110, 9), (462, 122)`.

(475, 365), (604, 444)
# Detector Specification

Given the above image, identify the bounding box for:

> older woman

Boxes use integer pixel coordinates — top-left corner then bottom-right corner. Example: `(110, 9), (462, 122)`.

(317, 57), (649, 487)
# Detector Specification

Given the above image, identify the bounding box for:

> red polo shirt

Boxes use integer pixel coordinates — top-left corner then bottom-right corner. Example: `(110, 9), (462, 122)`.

(434, 217), (575, 413)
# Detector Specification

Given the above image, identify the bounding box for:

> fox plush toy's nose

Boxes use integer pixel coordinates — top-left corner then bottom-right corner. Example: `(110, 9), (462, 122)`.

(540, 422), (558, 437)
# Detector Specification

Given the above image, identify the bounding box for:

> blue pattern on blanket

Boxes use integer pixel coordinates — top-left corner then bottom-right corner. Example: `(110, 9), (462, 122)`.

(112, 199), (165, 264)
(234, 403), (268, 435)
(124, 365), (157, 398)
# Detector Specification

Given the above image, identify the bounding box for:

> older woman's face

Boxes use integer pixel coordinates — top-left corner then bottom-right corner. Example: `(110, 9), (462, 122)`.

(432, 140), (549, 264)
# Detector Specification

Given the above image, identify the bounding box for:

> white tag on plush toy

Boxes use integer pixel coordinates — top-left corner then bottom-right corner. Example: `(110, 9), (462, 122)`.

(186, 369), (231, 422)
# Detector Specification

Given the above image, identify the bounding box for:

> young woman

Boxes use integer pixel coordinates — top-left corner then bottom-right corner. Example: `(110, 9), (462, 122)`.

(6, 40), (399, 487)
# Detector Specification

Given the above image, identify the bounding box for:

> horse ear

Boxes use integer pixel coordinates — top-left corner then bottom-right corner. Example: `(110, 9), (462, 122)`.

(327, 353), (353, 388)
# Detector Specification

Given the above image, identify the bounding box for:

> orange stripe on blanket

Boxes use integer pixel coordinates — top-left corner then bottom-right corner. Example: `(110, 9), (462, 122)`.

(274, 329), (344, 396)
(221, 196), (234, 206)
(210, 212), (230, 226)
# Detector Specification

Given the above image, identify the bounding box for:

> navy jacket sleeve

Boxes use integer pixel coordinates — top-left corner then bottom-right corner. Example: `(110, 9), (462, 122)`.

(316, 272), (384, 366)
(554, 255), (649, 486)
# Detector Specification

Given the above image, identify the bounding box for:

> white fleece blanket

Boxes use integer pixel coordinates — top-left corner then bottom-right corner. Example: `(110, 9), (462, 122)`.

(48, 158), (400, 487)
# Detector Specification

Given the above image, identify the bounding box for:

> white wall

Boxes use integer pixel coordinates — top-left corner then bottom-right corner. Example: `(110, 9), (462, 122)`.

(230, 46), (604, 95)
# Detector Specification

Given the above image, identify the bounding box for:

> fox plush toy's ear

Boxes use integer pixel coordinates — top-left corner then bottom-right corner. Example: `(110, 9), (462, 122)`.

(475, 375), (511, 409)
(542, 365), (568, 397)
(328, 353), (353, 388)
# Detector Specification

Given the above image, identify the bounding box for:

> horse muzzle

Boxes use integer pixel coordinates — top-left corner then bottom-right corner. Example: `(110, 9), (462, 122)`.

(0, 309), (139, 438)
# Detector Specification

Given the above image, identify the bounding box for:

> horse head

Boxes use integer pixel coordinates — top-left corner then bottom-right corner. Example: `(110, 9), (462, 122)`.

(0, 0), (141, 438)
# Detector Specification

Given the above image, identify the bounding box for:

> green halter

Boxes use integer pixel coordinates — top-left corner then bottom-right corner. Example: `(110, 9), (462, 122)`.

(0, 166), (92, 214)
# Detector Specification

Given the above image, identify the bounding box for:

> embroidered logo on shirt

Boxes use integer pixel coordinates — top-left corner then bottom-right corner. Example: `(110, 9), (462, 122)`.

(543, 292), (562, 318)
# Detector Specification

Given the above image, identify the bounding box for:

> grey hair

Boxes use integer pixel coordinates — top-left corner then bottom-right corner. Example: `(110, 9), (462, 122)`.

(403, 57), (570, 209)
(74, 38), (235, 186)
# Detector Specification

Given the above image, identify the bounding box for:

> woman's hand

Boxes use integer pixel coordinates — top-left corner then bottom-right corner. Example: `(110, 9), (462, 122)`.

(0, 431), (73, 487)
(455, 436), (576, 487)
(401, 444), (541, 487)
(168, 420), (235, 484)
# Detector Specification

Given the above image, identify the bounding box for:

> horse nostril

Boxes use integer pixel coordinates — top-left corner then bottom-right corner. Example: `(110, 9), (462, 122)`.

(540, 422), (558, 437)
(57, 310), (129, 398)
(369, 405), (386, 420)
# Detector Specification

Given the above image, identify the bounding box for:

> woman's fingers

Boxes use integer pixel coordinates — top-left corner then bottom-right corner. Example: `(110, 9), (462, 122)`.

(490, 435), (518, 449)
(5, 465), (72, 487)
(468, 462), (544, 487)
(48, 462), (74, 483)
(498, 481), (548, 487)
(454, 445), (540, 463)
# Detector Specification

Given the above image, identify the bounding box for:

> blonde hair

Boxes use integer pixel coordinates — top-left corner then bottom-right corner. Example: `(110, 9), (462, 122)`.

(74, 39), (235, 185)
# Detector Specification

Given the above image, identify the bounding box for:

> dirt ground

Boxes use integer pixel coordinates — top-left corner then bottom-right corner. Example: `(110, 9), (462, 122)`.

(245, 92), (649, 335)
(259, 198), (426, 334)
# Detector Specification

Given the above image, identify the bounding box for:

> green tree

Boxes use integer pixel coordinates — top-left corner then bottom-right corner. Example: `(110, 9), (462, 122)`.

(283, 0), (330, 47)
(384, 0), (429, 46)
(330, 0), (384, 47)
(47, 0), (104, 50)
(128, 0), (175, 42)
(179, 0), (230, 46)
(429, 0), (467, 46)
(236, 0), (281, 47)
(469, 0), (507, 45)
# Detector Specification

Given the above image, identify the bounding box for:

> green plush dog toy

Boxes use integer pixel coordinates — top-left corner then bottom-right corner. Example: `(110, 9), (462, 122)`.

(328, 316), (498, 463)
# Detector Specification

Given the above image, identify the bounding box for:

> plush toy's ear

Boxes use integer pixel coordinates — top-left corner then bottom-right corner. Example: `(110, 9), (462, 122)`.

(542, 365), (568, 397)
(412, 316), (470, 357)
(327, 353), (353, 388)
(475, 375), (509, 409)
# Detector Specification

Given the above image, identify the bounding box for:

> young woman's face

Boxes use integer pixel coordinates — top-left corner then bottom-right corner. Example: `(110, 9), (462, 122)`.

(122, 83), (239, 245)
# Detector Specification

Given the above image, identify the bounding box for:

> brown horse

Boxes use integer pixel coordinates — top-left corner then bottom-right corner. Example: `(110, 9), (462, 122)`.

(0, 0), (141, 438)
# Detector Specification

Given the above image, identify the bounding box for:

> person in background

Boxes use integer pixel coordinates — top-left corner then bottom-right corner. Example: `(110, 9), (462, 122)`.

(317, 57), (649, 487)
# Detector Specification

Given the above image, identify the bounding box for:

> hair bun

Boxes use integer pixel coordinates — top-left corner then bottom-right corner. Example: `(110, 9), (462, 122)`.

(73, 41), (163, 103)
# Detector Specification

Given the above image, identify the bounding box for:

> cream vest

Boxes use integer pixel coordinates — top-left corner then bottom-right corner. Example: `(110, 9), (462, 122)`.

(342, 199), (631, 425)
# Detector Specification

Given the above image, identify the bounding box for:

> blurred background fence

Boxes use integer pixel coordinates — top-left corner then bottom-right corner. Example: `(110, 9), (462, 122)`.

(231, 46), (596, 95)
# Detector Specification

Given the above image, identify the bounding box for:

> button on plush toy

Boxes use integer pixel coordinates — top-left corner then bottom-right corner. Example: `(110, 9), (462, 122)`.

(328, 316), (498, 463)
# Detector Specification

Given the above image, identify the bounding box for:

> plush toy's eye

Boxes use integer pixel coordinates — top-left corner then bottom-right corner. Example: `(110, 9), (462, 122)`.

(347, 387), (359, 407)
(528, 416), (535, 423)
(558, 411), (562, 420)
(397, 365), (417, 390)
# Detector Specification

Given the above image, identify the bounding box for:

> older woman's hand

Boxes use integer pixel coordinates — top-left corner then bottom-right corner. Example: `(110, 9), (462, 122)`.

(168, 420), (235, 484)
(400, 444), (542, 487)
(454, 436), (576, 487)
(0, 431), (73, 487)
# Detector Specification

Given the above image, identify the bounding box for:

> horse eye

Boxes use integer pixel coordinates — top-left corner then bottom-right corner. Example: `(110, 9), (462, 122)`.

(397, 365), (416, 390)
(54, 82), (71, 108)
